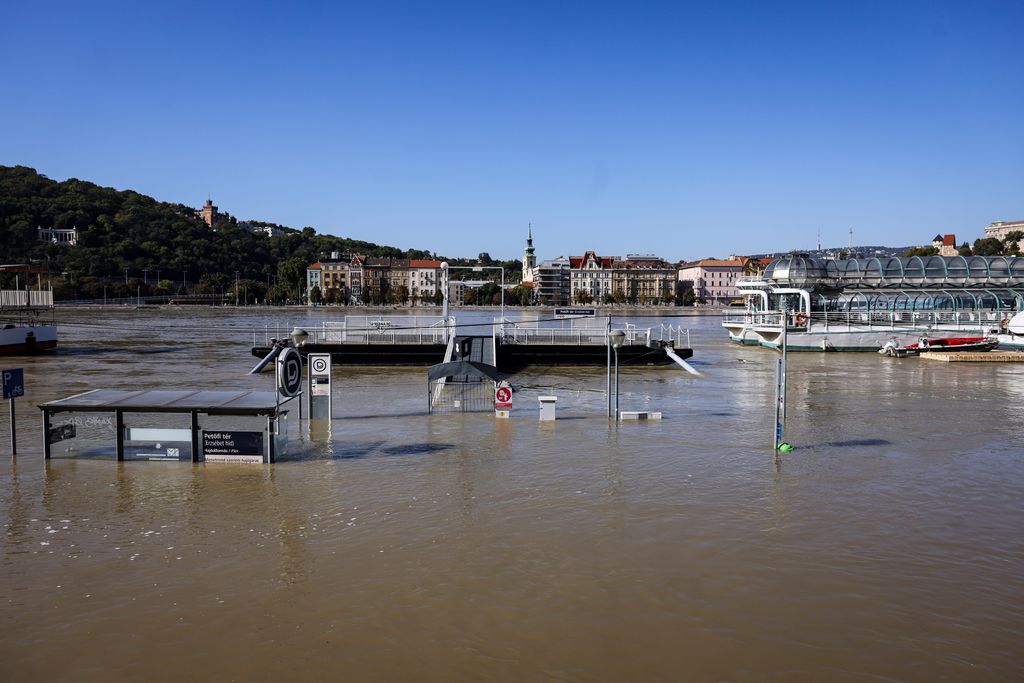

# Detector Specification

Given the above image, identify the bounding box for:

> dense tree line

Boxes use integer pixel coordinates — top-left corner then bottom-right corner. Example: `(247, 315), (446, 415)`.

(0, 165), (440, 301)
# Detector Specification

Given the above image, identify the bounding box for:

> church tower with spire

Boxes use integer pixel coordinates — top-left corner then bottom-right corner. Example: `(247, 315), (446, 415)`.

(522, 224), (537, 283)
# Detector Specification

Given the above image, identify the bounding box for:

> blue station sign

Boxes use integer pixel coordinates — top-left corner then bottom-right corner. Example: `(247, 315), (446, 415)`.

(3, 368), (24, 400)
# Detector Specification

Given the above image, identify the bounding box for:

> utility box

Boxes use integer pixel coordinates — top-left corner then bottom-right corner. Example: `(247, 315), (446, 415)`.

(538, 395), (557, 421)
(307, 353), (332, 421)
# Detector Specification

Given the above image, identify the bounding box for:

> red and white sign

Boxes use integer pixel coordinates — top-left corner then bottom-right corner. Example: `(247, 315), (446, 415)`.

(494, 386), (512, 410)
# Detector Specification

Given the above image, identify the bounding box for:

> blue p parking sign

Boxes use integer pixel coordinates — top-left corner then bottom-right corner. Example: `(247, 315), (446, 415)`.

(2, 368), (24, 400)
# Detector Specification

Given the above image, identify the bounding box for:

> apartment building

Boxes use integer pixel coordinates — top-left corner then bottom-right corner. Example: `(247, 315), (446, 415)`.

(569, 252), (675, 303)
(409, 259), (443, 303)
(534, 257), (571, 305)
(677, 256), (746, 305)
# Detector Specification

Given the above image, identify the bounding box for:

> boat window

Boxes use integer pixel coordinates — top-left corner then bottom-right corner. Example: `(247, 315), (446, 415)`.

(863, 259), (883, 285)
(883, 258), (904, 280)
(923, 257), (948, 282)
(841, 260), (861, 283)
(947, 256), (968, 283)
(933, 292), (956, 310)
(1009, 257), (1024, 282)
(989, 257), (1011, 281)
(967, 256), (990, 282)
(903, 257), (925, 285)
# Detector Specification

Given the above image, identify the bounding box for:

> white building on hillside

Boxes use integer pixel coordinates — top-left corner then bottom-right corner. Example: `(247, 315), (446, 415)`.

(984, 220), (1024, 242)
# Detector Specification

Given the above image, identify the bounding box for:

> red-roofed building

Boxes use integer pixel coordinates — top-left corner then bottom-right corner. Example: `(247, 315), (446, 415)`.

(931, 234), (958, 256)
(677, 256), (747, 305)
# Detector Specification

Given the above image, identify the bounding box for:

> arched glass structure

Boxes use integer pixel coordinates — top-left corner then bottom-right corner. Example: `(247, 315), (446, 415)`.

(763, 255), (1024, 289)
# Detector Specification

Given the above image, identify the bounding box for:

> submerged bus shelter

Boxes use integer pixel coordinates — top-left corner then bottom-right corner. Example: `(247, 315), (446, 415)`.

(39, 389), (294, 463)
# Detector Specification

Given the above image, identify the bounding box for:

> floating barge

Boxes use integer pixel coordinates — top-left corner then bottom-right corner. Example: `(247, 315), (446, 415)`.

(251, 315), (693, 373)
(0, 288), (58, 354)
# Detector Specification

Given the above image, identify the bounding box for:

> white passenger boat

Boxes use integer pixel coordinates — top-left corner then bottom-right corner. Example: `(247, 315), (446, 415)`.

(996, 310), (1024, 350)
(722, 254), (1024, 351)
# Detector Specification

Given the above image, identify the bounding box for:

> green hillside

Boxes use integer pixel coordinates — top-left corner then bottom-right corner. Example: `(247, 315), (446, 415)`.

(0, 165), (434, 301)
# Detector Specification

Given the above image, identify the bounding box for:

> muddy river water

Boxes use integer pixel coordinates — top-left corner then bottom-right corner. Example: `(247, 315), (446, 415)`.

(1, 307), (1022, 682)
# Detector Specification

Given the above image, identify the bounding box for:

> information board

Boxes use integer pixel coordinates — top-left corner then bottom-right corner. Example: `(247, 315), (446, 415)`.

(202, 430), (264, 464)
(554, 308), (597, 319)
(48, 424), (76, 444)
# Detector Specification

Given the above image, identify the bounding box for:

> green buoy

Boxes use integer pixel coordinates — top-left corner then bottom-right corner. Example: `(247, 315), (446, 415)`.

(777, 442), (793, 453)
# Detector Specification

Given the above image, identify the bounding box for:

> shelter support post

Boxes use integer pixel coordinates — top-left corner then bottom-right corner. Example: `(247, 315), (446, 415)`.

(42, 409), (50, 460)
(115, 409), (124, 462)
(191, 410), (200, 463)
(267, 415), (275, 464)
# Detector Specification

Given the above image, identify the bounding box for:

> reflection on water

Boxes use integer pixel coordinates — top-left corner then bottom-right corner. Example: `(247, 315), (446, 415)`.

(1, 308), (1023, 681)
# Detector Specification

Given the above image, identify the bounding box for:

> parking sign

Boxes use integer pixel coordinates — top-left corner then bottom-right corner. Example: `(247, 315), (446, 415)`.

(2, 368), (24, 400)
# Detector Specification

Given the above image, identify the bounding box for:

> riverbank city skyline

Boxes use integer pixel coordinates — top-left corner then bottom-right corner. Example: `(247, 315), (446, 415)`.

(2, 2), (1022, 260)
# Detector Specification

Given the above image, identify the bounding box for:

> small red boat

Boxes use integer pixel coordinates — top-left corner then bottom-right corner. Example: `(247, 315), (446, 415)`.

(879, 336), (999, 357)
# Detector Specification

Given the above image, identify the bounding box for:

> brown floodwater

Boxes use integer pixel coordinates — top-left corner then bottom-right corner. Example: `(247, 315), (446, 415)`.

(1, 307), (1022, 682)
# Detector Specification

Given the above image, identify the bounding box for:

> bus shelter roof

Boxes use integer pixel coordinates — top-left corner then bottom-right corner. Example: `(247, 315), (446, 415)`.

(39, 389), (292, 415)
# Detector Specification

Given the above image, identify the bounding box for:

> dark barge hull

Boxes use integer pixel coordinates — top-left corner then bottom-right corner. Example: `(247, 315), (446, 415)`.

(250, 342), (691, 371)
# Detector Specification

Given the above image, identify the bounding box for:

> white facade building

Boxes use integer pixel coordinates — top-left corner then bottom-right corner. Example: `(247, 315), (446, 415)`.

(984, 220), (1024, 242)
(569, 251), (616, 303)
(38, 226), (79, 246)
(409, 260), (443, 302)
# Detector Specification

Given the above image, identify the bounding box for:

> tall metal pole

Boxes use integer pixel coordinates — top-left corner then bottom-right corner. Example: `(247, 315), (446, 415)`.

(606, 318), (611, 416)
(773, 356), (782, 451)
(613, 346), (620, 420)
(235, 271), (240, 306)
(781, 302), (789, 428)
(8, 398), (15, 456)
(441, 263), (449, 342)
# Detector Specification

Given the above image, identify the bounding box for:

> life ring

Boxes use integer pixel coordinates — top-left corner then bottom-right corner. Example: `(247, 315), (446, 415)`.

(793, 312), (808, 325)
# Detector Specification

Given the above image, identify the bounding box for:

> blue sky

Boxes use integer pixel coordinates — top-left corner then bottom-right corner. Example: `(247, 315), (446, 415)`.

(2, 1), (1022, 261)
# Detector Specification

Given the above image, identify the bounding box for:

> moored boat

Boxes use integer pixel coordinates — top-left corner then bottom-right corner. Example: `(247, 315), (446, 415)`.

(879, 336), (999, 357)
(995, 310), (1024, 350)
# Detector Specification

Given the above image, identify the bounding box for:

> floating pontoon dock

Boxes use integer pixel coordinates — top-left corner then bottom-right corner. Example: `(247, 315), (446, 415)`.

(251, 315), (693, 371)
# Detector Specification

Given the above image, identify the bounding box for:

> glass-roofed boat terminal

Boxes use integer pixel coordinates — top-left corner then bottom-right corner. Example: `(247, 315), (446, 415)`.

(722, 254), (1024, 351)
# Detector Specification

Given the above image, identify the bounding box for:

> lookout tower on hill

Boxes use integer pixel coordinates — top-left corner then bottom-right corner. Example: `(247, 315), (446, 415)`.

(200, 198), (219, 227)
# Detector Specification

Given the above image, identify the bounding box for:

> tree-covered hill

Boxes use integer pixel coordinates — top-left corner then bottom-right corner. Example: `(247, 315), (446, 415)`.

(0, 165), (436, 301)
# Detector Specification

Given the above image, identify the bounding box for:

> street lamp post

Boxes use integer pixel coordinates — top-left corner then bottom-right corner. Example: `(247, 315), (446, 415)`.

(609, 329), (626, 419)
